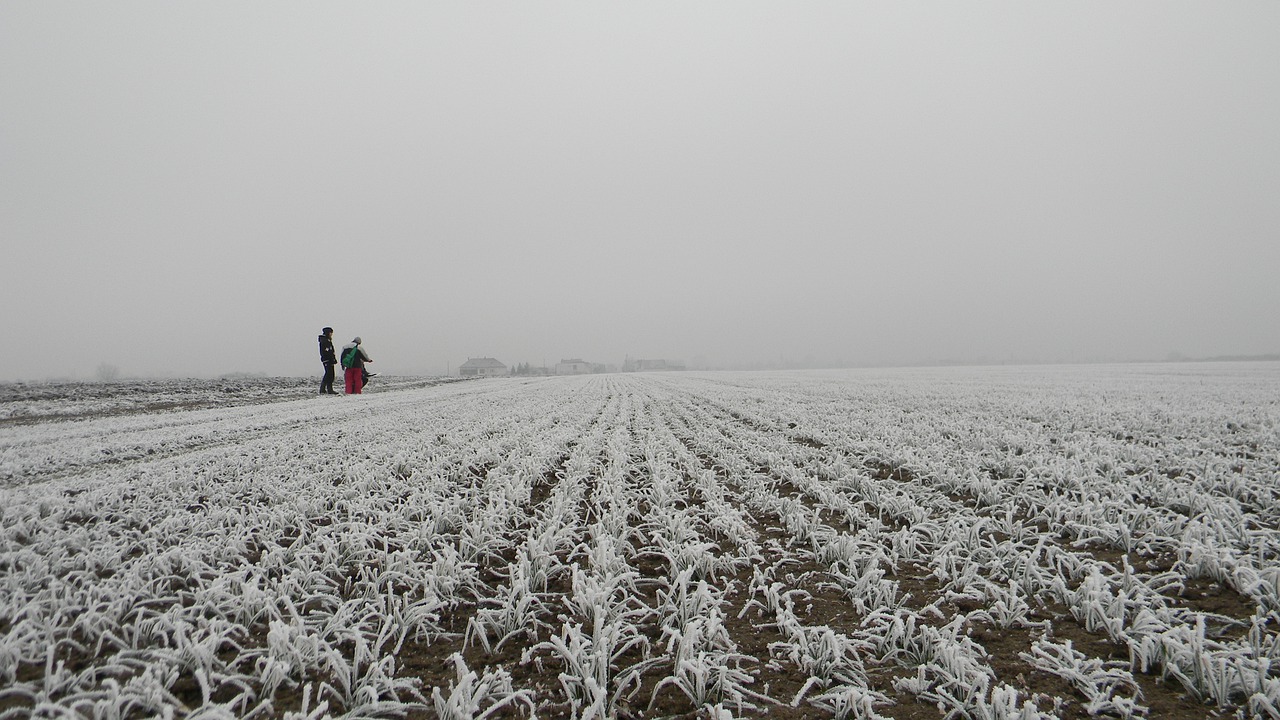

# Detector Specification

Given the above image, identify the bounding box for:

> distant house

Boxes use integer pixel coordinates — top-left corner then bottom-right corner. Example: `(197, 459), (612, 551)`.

(555, 359), (592, 375)
(459, 357), (507, 377)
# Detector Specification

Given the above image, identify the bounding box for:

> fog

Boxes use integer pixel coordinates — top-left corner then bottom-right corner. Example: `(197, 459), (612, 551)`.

(2, 3), (1277, 381)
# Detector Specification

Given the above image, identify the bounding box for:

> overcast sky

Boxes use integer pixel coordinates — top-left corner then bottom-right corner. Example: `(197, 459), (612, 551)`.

(2, 2), (1277, 380)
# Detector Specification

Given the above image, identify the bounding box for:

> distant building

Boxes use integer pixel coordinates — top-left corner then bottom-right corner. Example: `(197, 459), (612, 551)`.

(555, 358), (593, 375)
(459, 357), (507, 377)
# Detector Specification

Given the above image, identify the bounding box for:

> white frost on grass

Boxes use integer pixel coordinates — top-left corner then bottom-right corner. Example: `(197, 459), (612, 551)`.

(1, 364), (1278, 717)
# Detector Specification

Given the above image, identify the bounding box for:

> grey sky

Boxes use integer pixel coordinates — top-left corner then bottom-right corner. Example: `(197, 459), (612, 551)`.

(2, 2), (1277, 380)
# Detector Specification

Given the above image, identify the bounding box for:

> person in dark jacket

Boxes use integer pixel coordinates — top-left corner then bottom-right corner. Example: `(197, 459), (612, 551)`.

(318, 327), (338, 395)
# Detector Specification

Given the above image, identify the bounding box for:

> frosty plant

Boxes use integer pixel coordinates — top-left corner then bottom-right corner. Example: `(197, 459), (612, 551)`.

(654, 612), (766, 713)
(807, 684), (894, 720)
(525, 612), (655, 718)
(1021, 638), (1144, 718)
(466, 562), (550, 653)
(432, 653), (534, 720)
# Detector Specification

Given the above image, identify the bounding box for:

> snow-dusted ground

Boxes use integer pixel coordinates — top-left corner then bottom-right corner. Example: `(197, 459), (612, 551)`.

(1, 364), (1278, 719)
(0, 376), (460, 426)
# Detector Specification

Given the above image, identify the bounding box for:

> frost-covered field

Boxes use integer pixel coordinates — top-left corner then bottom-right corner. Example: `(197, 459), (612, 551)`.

(0, 376), (455, 426)
(2, 364), (1279, 719)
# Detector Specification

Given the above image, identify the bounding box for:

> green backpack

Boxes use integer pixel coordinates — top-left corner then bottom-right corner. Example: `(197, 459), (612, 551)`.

(340, 345), (360, 369)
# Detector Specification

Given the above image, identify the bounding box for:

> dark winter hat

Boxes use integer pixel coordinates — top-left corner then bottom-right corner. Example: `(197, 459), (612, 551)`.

(322, 327), (333, 334)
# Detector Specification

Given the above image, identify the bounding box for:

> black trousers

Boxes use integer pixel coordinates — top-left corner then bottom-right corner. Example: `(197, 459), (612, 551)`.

(320, 363), (336, 393)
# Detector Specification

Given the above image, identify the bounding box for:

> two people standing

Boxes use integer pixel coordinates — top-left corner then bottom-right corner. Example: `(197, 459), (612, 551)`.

(318, 328), (373, 395)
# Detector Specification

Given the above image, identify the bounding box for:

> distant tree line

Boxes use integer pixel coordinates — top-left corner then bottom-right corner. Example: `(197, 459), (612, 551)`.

(511, 363), (551, 376)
